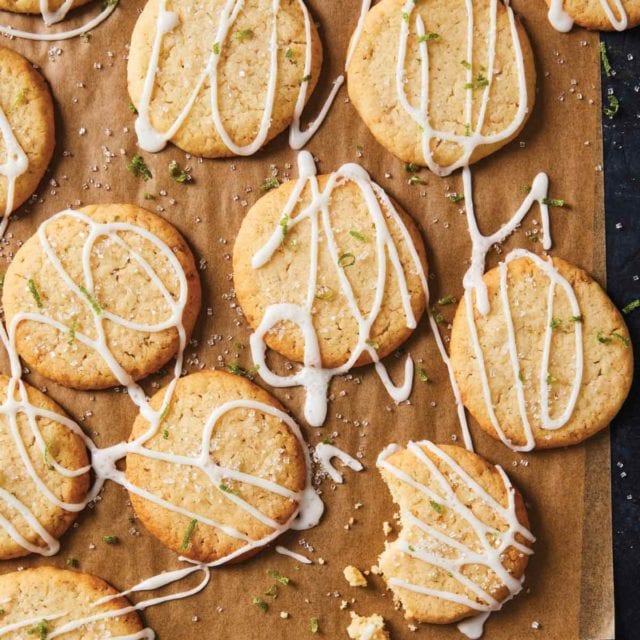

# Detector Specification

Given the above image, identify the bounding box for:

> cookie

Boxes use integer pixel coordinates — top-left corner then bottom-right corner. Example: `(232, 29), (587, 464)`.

(127, 0), (323, 157)
(347, 0), (536, 176)
(450, 254), (634, 450)
(233, 171), (428, 371)
(0, 375), (89, 559)
(0, 0), (91, 16)
(125, 370), (309, 564)
(347, 612), (390, 640)
(545, 0), (640, 32)
(377, 441), (534, 625)
(2, 203), (201, 390)
(0, 567), (146, 638)
(0, 45), (54, 224)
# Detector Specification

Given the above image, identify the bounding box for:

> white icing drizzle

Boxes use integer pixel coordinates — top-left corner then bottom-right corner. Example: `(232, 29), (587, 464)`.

(0, 206), (326, 636)
(0, 2), (117, 41)
(135, 0), (341, 155)
(377, 441), (534, 635)
(395, 0), (529, 177)
(345, 0), (372, 70)
(249, 151), (429, 427)
(314, 442), (363, 484)
(547, 0), (628, 32)
(0, 103), (28, 239)
(275, 544), (312, 564)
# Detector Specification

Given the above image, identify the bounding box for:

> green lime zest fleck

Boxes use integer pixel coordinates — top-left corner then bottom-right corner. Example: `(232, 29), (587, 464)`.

(447, 193), (464, 203)
(600, 41), (612, 78)
(169, 160), (192, 183)
(127, 101), (138, 115)
(253, 597), (268, 613)
(408, 175), (426, 185)
(366, 339), (380, 349)
(180, 519), (197, 551)
(604, 93), (620, 118)
(570, 315), (583, 323)
(279, 214), (290, 237)
(267, 569), (290, 585)
(310, 617), (320, 633)
(219, 483), (240, 496)
(27, 619), (48, 639)
(261, 176), (280, 192)
(349, 230), (367, 242)
(622, 299), (640, 315)
(417, 367), (431, 383)
(127, 154), (152, 181)
(79, 286), (102, 315)
(437, 295), (457, 306)
(418, 32), (439, 42)
(542, 197), (566, 208)
(612, 332), (630, 347)
(549, 317), (562, 330)
(27, 278), (43, 308)
(546, 373), (557, 384)
(227, 363), (260, 379)
(235, 28), (254, 41)
(404, 162), (420, 173)
(66, 558), (79, 568)
(102, 535), (118, 545)
(213, 42), (220, 55)
(430, 500), (444, 514)
(338, 253), (356, 268)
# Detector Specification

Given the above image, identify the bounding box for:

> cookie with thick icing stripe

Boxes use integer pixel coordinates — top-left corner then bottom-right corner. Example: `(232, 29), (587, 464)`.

(544, 0), (640, 32)
(347, 0), (536, 176)
(2, 204), (201, 390)
(450, 256), (633, 449)
(126, 370), (308, 564)
(377, 442), (533, 625)
(127, 0), (323, 156)
(233, 173), (428, 370)
(0, 45), (54, 223)
(0, 375), (89, 560)
(0, 567), (146, 638)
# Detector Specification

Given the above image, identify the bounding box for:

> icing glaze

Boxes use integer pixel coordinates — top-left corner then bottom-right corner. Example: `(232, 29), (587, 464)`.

(314, 442), (363, 484)
(395, 0), (529, 177)
(249, 151), (428, 427)
(377, 441), (534, 635)
(0, 103), (28, 239)
(547, 0), (628, 32)
(0, 1), (117, 41)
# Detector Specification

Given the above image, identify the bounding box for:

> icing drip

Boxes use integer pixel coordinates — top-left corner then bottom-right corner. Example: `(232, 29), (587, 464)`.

(135, 0), (342, 155)
(249, 151), (429, 427)
(314, 443), (363, 484)
(345, 0), (372, 70)
(0, 207), (326, 636)
(275, 544), (312, 564)
(377, 441), (534, 632)
(0, 2), (117, 41)
(0, 104), (28, 239)
(395, 0), (529, 177)
(547, 0), (628, 32)
(464, 248), (583, 453)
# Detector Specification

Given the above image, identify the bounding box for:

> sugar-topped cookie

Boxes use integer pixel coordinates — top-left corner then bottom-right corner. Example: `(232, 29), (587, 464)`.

(377, 441), (534, 628)
(0, 567), (146, 638)
(127, 0), (323, 156)
(450, 254), (633, 450)
(125, 370), (312, 564)
(0, 375), (89, 559)
(347, 0), (536, 176)
(2, 204), (201, 390)
(0, 45), (54, 233)
(545, 0), (640, 32)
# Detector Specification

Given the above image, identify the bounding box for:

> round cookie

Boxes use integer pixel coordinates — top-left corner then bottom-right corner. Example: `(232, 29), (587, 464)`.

(127, 0), (323, 157)
(0, 0), (91, 16)
(125, 370), (307, 564)
(0, 567), (146, 638)
(450, 256), (633, 449)
(347, 0), (536, 175)
(0, 375), (89, 559)
(377, 441), (533, 625)
(233, 175), (428, 370)
(2, 203), (201, 390)
(0, 45), (55, 219)
(544, 0), (640, 32)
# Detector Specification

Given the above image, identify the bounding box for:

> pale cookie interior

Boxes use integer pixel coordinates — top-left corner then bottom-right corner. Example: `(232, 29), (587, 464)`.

(233, 176), (428, 369)
(378, 443), (531, 625)
(126, 371), (306, 564)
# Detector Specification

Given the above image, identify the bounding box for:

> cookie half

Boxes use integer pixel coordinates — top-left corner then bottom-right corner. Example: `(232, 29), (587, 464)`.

(127, 0), (322, 157)
(347, 0), (536, 175)
(0, 567), (145, 638)
(125, 370), (308, 564)
(377, 442), (534, 625)
(233, 174), (428, 370)
(0, 375), (89, 559)
(544, 0), (640, 32)
(2, 203), (201, 390)
(450, 255), (633, 450)
(0, 45), (55, 221)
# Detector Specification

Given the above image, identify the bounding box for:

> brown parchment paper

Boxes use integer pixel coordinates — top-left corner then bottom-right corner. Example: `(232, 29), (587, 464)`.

(0, 1), (615, 638)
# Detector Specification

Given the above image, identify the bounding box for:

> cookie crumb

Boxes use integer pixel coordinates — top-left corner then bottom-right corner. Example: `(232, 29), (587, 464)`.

(347, 612), (390, 640)
(343, 565), (368, 587)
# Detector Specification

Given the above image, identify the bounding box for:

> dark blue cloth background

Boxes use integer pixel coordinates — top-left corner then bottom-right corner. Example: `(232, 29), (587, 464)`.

(601, 28), (640, 640)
